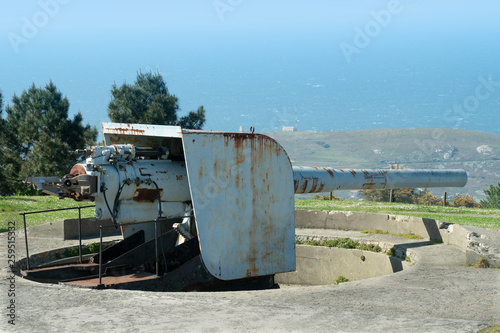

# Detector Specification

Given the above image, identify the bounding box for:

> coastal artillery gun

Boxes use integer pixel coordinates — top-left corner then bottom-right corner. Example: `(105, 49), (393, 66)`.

(23, 123), (467, 291)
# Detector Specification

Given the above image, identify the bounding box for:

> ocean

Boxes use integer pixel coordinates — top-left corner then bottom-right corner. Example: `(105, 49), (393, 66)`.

(1, 31), (499, 137)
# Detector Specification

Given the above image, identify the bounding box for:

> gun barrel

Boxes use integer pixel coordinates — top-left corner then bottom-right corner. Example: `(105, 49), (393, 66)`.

(293, 167), (467, 194)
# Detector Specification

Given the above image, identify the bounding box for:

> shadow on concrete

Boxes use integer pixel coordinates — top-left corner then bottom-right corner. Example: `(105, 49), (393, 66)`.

(422, 218), (443, 242)
(390, 241), (434, 272)
(389, 257), (404, 272)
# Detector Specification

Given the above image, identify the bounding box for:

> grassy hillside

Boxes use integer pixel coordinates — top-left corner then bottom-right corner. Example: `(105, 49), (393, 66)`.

(1, 196), (498, 232)
(267, 129), (500, 199)
(296, 200), (500, 230)
(0, 196), (94, 232)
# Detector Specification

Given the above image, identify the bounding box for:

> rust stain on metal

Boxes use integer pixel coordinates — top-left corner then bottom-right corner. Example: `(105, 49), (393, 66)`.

(235, 169), (240, 188)
(309, 178), (319, 193)
(339, 169), (345, 173)
(350, 170), (357, 177)
(296, 179), (308, 193)
(133, 188), (162, 202)
(176, 175), (183, 181)
(363, 183), (376, 190)
(324, 168), (334, 179)
(107, 127), (146, 136)
(63, 272), (158, 288)
(224, 133), (251, 151)
(69, 164), (86, 176)
(198, 165), (203, 180)
(138, 168), (152, 177)
(317, 183), (325, 192)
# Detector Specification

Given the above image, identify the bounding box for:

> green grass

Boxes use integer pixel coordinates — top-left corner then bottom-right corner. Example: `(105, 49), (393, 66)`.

(0, 196), (94, 232)
(479, 323), (500, 333)
(2, 196), (499, 233)
(334, 275), (349, 285)
(361, 229), (424, 240)
(296, 238), (382, 253)
(468, 258), (500, 269)
(64, 242), (108, 258)
(295, 200), (500, 230)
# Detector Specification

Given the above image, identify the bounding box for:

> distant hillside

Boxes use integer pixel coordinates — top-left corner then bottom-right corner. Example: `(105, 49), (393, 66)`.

(266, 129), (500, 199)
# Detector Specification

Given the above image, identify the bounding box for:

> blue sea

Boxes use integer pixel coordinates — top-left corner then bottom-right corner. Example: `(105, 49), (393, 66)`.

(1, 30), (499, 138)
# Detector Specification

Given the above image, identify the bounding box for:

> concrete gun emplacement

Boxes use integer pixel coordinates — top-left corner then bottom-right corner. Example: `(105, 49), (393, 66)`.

(25, 123), (467, 291)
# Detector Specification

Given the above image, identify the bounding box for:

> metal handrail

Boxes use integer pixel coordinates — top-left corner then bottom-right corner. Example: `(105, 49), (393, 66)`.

(19, 205), (95, 270)
(21, 205), (181, 287)
(96, 216), (169, 285)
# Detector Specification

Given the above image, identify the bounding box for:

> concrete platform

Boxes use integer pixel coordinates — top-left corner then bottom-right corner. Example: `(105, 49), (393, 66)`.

(22, 217), (120, 240)
(1, 211), (499, 332)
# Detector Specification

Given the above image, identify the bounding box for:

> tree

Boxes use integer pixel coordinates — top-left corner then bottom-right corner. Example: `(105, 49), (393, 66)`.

(481, 183), (500, 209)
(179, 106), (206, 130)
(108, 71), (206, 129)
(0, 82), (97, 195)
(0, 90), (8, 193)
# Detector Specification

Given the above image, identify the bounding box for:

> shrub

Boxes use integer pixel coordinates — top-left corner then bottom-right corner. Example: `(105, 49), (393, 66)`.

(416, 190), (443, 206)
(481, 183), (500, 209)
(361, 188), (417, 204)
(312, 194), (339, 200)
(474, 258), (490, 268)
(360, 189), (390, 202)
(452, 194), (481, 208)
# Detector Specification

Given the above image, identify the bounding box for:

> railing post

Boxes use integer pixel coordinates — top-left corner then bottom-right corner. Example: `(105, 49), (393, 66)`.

(98, 225), (103, 287)
(155, 218), (159, 276)
(18, 205), (95, 270)
(78, 207), (82, 263)
(389, 189), (394, 203)
(22, 213), (30, 270)
(443, 192), (447, 207)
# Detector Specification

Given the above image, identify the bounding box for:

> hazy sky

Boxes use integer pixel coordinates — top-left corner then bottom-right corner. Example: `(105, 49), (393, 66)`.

(2, 1), (499, 38)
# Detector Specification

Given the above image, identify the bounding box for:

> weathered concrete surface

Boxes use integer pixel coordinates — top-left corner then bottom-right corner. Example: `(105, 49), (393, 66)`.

(1, 213), (499, 332)
(23, 218), (119, 240)
(276, 229), (428, 285)
(296, 209), (500, 265)
(275, 245), (411, 285)
(20, 218), (116, 240)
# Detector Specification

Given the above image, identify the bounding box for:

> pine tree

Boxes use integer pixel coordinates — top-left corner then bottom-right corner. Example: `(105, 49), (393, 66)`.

(179, 106), (206, 130)
(0, 82), (97, 195)
(108, 71), (206, 129)
(481, 183), (500, 209)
